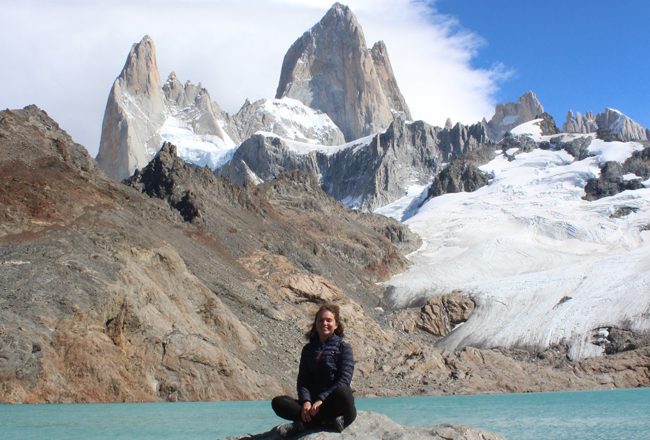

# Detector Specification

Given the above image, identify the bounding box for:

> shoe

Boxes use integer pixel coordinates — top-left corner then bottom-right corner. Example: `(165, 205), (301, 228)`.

(276, 420), (305, 438)
(324, 416), (345, 433)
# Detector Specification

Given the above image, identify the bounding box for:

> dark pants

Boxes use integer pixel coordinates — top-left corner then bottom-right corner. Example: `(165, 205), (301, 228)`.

(272, 386), (357, 428)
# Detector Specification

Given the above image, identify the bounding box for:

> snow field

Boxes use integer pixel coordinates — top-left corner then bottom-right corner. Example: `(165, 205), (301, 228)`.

(383, 127), (650, 359)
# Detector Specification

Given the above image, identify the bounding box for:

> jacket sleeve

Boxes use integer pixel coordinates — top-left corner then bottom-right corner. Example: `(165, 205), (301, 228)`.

(297, 345), (311, 403)
(316, 341), (354, 402)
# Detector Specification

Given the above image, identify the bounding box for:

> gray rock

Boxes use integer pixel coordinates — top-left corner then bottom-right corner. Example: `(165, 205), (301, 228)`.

(224, 411), (507, 440)
(219, 117), (491, 211)
(563, 110), (599, 134)
(233, 98), (345, 146)
(275, 3), (410, 142)
(546, 136), (593, 161)
(425, 147), (495, 200)
(537, 112), (561, 136)
(487, 91), (544, 141)
(583, 161), (644, 201)
(563, 108), (647, 142)
(595, 108), (647, 141)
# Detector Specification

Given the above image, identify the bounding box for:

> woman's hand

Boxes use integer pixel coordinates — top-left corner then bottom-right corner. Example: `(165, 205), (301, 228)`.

(301, 401), (312, 422)
(309, 400), (322, 417)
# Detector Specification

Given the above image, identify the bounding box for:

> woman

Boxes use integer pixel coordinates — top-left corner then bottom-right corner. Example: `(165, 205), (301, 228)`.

(272, 304), (356, 437)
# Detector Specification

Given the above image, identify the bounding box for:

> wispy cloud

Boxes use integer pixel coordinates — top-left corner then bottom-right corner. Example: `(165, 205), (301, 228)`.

(0, 0), (506, 156)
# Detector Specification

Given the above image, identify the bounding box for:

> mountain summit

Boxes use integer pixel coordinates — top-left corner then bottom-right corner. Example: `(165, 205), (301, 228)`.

(275, 2), (411, 142)
(96, 36), (167, 181)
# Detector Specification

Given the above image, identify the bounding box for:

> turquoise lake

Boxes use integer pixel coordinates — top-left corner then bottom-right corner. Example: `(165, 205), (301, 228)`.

(1, 388), (649, 439)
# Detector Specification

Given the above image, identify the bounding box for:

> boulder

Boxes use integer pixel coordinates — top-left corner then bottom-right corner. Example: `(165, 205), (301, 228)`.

(223, 411), (506, 440)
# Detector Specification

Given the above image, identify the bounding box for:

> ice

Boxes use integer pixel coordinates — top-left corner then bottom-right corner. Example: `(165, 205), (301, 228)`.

(374, 184), (430, 221)
(510, 118), (543, 141)
(159, 116), (238, 169)
(258, 131), (376, 156)
(383, 138), (650, 360)
(501, 115), (519, 125)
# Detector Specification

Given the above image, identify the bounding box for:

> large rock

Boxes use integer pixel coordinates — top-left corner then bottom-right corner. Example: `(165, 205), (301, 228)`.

(425, 147), (495, 200)
(275, 3), (411, 142)
(218, 117), (492, 211)
(233, 98), (345, 146)
(486, 91), (544, 141)
(224, 411), (507, 440)
(563, 108), (647, 142)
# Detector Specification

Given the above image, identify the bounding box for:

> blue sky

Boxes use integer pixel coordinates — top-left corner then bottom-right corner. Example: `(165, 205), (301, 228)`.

(433, 0), (650, 128)
(0, 0), (647, 156)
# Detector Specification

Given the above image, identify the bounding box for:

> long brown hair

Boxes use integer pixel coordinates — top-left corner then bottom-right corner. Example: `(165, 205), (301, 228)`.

(305, 303), (345, 341)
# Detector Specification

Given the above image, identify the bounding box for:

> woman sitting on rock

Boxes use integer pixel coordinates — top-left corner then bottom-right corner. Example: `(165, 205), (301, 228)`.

(272, 303), (356, 437)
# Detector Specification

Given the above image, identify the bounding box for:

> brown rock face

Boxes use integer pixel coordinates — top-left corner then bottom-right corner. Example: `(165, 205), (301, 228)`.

(387, 292), (475, 337)
(275, 3), (411, 142)
(96, 35), (167, 181)
(370, 41), (412, 121)
(419, 293), (475, 336)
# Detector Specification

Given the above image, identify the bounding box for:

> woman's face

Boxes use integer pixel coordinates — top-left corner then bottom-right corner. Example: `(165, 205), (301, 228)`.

(316, 310), (338, 342)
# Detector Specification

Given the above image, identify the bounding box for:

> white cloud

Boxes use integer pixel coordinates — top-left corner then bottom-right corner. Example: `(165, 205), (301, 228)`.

(0, 0), (506, 156)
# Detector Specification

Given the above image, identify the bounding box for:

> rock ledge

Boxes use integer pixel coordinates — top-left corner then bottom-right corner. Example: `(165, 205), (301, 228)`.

(224, 411), (506, 440)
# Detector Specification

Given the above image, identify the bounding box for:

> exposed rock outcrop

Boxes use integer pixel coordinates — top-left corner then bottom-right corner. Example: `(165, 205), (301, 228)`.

(233, 98), (345, 146)
(424, 147), (495, 200)
(275, 3), (411, 142)
(563, 108), (647, 142)
(224, 412), (506, 440)
(96, 36), (167, 181)
(387, 292), (476, 337)
(218, 117), (492, 211)
(583, 144), (650, 201)
(487, 91), (544, 141)
(563, 110), (598, 134)
(371, 41), (413, 121)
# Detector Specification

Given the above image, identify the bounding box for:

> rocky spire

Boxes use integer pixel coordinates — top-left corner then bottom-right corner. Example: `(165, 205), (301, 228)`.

(96, 36), (167, 181)
(275, 2), (409, 142)
(563, 108), (647, 141)
(486, 91), (544, 141)
(370, 40), (412, 120)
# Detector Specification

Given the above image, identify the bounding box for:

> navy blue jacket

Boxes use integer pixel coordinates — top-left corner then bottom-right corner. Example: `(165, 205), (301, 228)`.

(297, 334), (354, 403)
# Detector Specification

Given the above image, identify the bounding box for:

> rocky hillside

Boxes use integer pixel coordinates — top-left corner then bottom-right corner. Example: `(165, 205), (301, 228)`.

(2, 106), (648, 404)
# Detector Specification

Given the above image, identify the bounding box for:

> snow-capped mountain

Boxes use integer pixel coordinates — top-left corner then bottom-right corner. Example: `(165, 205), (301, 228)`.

(96, 36), (239, 180)
(382, 118), (650, 360)
(233, 97), (345, 146)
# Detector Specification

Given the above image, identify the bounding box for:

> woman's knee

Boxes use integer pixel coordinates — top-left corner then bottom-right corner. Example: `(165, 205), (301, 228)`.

(330, 386), (354, 403)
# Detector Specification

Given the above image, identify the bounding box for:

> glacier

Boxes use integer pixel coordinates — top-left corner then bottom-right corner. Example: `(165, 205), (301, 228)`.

(383, 120), (650, 360)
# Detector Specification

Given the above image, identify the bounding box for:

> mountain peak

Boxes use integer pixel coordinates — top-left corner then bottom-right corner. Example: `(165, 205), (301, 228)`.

(275, 3), (410, 142)
(118, 35), (162, 98)
(486, 90), (544, 141)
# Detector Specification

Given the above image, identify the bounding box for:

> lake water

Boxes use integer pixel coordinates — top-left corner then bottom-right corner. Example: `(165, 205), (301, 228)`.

(1, 388), (648, 439)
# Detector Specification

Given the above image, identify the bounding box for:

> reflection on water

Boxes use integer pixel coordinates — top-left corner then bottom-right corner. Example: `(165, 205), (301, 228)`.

(0, 388), (648, 440)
